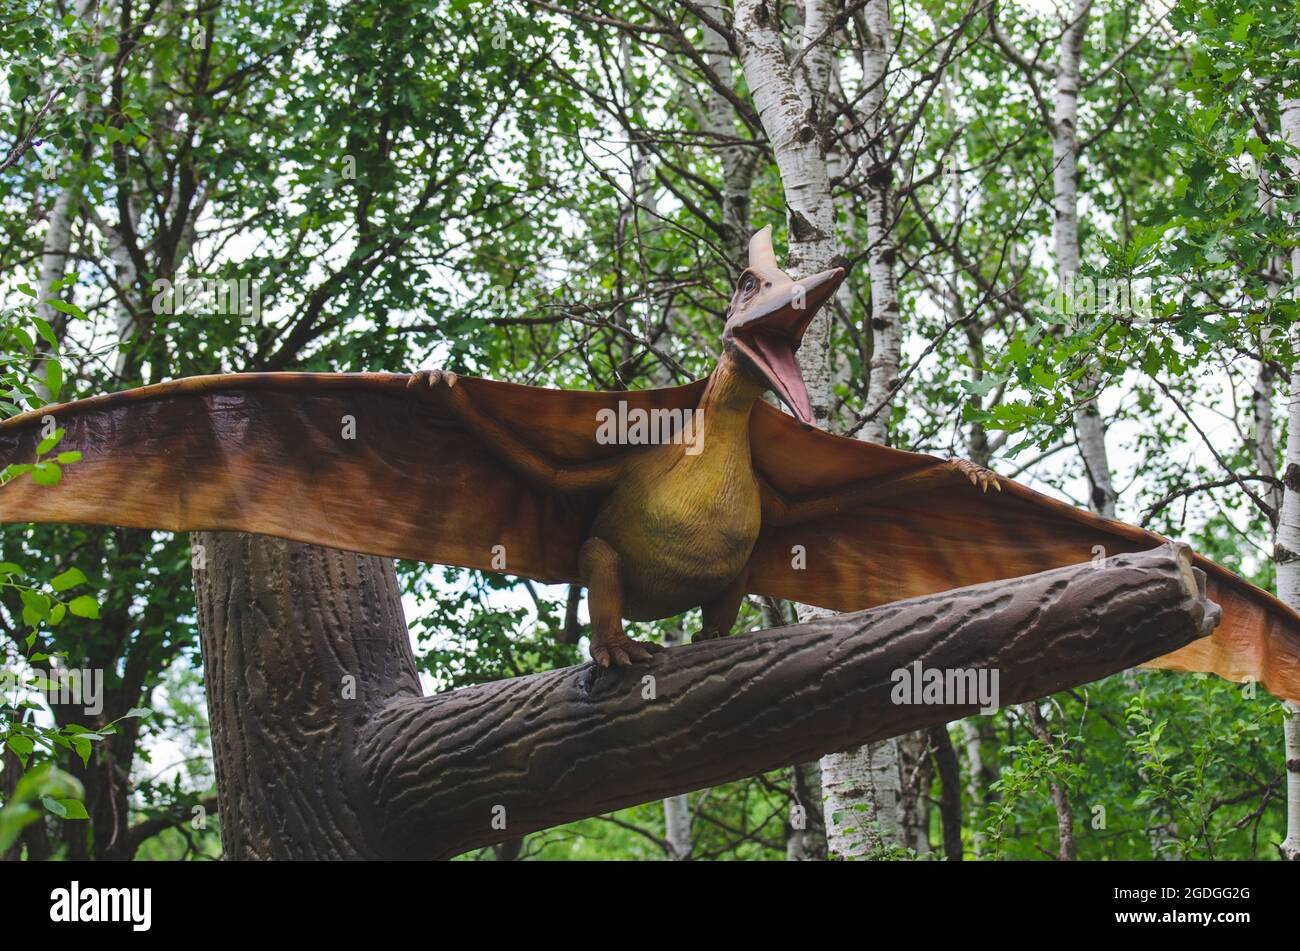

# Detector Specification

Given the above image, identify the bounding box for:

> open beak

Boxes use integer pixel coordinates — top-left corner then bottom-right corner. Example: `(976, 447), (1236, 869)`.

(730, 267), (844, 427)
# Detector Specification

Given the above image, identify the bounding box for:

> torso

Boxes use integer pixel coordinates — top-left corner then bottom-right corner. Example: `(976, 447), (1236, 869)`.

(587, 356), (763, 620)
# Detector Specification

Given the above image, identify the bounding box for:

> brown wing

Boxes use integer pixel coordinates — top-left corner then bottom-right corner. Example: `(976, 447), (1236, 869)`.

(0, 372), (705, 586)
(746, 400), (1300, 702)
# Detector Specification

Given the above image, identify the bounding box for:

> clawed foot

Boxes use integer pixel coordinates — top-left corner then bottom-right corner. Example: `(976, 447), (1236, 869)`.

(590, 634), (666, 668)
(692, 627), (726, 644)
(948, 458), (1000, 494)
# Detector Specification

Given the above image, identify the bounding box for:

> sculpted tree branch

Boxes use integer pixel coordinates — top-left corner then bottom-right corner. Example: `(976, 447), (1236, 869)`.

(192, 533), (1217, 860)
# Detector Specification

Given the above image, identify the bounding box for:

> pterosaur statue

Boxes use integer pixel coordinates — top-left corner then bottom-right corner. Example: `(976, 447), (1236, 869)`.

(2, 227), (1299, 697)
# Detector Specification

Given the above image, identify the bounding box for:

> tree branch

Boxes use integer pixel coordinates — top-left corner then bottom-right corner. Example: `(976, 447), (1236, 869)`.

(359, 544), (1217, 858)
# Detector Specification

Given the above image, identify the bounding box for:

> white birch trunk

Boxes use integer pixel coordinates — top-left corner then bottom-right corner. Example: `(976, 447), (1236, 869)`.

(698, 4), (760, 268)
(36, 187), (78, 329)
(31, 0), (102, 399)
(31, 184), (79, 401)
(818, 0), (911, 860)
(1253, 362), (1281, 520)
(1052, 0), (1115, 517)
(1045, 43), (1125, 854)
(734, 0), (908, 860)
(821, 738), (906, 858)
(960, 719), (988, 858)
(659, 625), (693, 858)
(103, 203), (141, 379)
(1254, 162), (1286, 522)
(1274, 96), (1300, 862)
(858, 0), (901, 446)
(786, 760), (826, 860)
(735, 0), (838, 428)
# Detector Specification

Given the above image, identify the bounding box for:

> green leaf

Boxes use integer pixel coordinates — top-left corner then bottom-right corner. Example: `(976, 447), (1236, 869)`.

(56, 799), (89, 820)
(50, 567), (87, 591)
(31, 316), (58, 349)
(41, 796), (67, 818)
(19, 588), (50, 619)
(45, 361), (62, 401)
(35, 429), (64, 455)
(30, 462), (62, 486)
(6, 735), (34, 757)
(42, 299), (87, 321)
(68, 595), (100, 619)
(123, 707), (152, 719)
(55, 451), (81, 464)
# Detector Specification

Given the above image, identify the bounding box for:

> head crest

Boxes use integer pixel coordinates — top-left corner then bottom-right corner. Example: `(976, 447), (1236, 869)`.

(748, 225), (778, 271)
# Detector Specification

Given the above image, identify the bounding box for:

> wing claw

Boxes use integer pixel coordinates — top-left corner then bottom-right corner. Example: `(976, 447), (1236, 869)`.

(948, 458), (1000, 495)
(407, 369), (457, 394)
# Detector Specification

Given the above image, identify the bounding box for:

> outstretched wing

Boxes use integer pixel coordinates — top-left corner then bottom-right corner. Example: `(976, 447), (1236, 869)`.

(746, 401), (1300, 702)
(0, 372), (705, 586)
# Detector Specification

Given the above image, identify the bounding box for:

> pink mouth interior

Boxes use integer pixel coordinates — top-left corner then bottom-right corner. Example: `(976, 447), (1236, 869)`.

(749, 331), (814, 425)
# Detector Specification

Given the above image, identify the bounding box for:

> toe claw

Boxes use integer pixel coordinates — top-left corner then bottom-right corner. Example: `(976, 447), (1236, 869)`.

(590, 635), (662, 667)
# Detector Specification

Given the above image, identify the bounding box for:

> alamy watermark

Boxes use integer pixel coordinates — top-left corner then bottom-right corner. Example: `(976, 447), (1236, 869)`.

(49, 881), (151, 931)
(1045, 275), (1157, 325)
(890, 661), (1000, 714)
(595, 401), (704, 455)
(151, 277), (261, 324)
(0, 665), (103, 716)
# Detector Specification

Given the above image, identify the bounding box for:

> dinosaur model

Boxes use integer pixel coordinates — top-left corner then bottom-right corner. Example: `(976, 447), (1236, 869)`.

(2, 227), (1299, 697)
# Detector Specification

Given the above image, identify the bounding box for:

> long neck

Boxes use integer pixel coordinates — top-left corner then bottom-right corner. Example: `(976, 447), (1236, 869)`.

(695, 350), (763, 450)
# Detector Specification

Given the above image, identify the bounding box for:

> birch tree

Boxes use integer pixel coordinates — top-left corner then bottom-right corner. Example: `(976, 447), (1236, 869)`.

(1274, 95), (1300, 862)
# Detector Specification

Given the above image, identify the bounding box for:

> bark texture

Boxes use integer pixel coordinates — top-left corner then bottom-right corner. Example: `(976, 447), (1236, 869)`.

(193, 531), (418, 859)
(193, 534), (1216, 859)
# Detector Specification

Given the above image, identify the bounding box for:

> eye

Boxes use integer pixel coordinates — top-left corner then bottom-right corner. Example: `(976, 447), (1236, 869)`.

(739, 274), (758, 297)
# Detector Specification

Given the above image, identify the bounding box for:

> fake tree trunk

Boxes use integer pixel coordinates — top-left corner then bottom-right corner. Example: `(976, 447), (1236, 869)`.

(192, 532), (1217, 860)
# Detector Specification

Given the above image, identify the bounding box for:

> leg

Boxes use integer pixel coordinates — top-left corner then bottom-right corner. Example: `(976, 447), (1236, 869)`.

(579, 537), (665, 668)
(695, 565), (749, 643)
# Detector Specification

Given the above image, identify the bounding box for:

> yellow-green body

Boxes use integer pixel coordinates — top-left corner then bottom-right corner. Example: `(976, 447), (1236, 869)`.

(589, 355), (763, 620)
